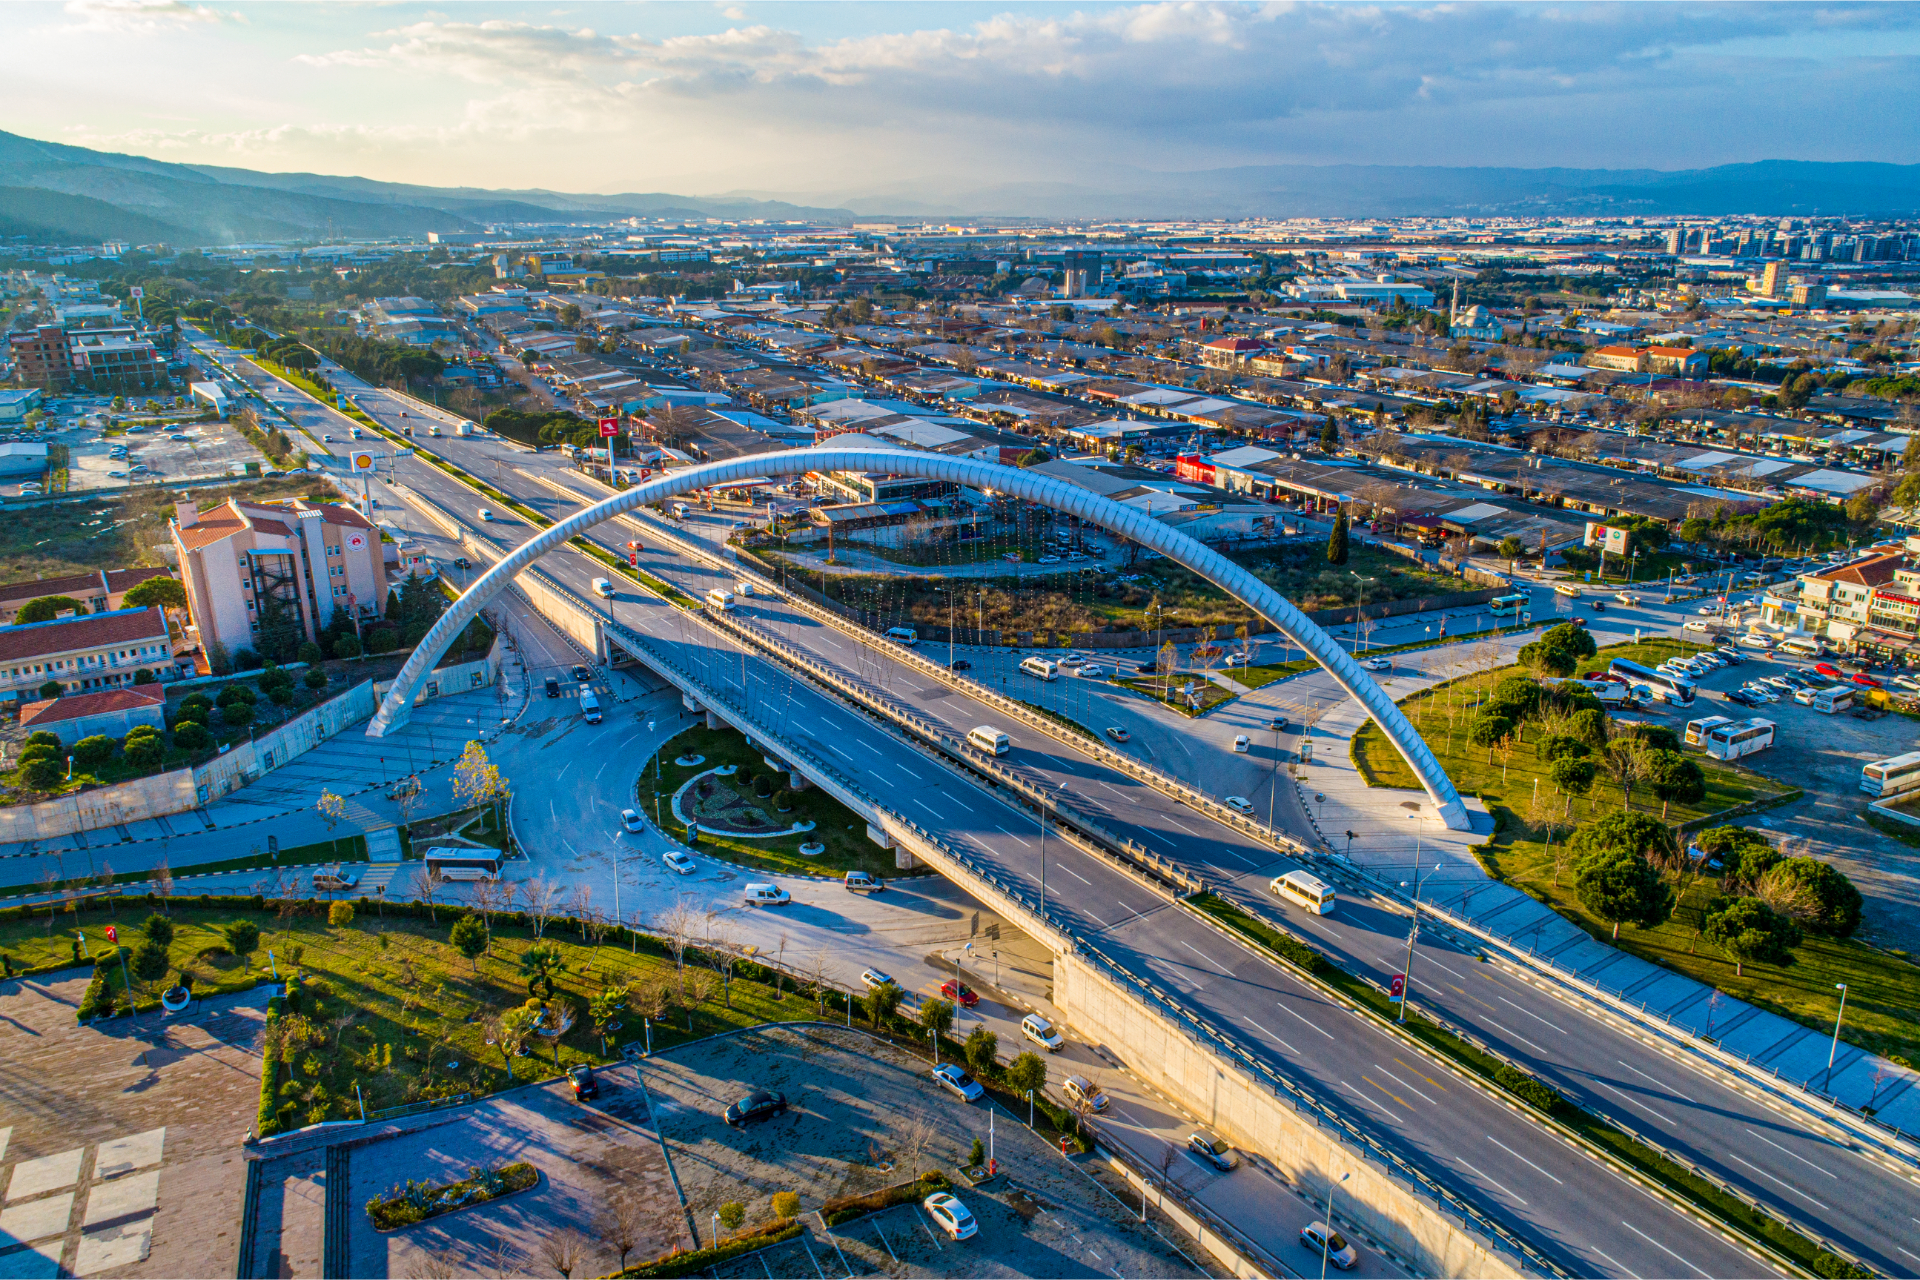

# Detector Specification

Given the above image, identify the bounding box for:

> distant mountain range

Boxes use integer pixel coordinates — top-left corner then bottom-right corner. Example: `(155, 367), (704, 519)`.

(2, 130), (1918, 245)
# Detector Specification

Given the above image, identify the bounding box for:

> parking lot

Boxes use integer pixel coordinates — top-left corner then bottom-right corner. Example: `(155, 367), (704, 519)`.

(3, 394), (271, 498)
(639, 1024), (1208, 1279)
(1634, 641), (1920, 951)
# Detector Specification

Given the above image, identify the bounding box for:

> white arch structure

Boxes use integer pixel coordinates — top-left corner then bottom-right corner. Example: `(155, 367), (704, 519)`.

(369, 442), (1470, 829)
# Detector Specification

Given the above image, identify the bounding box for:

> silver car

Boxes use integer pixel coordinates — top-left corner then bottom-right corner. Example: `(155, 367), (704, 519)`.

(1187, 1130), (1238, 1171)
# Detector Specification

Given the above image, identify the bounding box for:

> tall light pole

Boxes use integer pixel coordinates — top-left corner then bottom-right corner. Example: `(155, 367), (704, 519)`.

(1266, 716), (1285, 832)
(1321, 1171), (1350, 1280)
(1397, 853), (1441, 1024)
(1824, 982), (1849, 1091)
(1038, 780), (1066, 917)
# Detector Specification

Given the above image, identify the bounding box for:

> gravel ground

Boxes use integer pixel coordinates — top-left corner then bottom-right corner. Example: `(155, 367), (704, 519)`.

(639, 1024), (1212, 1278)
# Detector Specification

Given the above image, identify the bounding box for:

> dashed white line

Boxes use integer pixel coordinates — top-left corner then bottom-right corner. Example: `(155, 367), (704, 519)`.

(1242, 1016), (1297, 1054)
(1618, 1058), (1694, 1103)
(1179, 940), (1234, 977)
(1588, 1247), (1639, 1279)
(1339, 1082), (1401, 1127)
(1593, 1078), (1678, 1127)
(991, 824), (1033, 848)
(1372, 1063), (1439, 1106)
(1485, 1135), (1563, 1185)
(1056, 864), (1093, 886)
(1275, 1000), (1336, 1041)
(1618, 1220), (1709, 1277)
(1727, 1152), (1828, 1210)
(1481, 1018), (1549, 1055)
(910, 798), (943, 820)
(1497, 996), (1566, 1033)
(1743, 1128), (1837, 1179)
(1454, 1157), (1526, 1206)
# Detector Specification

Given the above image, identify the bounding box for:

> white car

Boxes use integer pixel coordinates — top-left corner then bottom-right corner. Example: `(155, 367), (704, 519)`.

(1037, 555), (1061, 565)
(1021, 1013), (1064, 1052)
(1614, 592), (1638, 604)
(1895, 675), (1920, 693)
(1062, 1074), (1108, 1112)
(860, 968), (895, 990)
(1697, 606), (1716, 616)
(1080, 663), (1108, 679)
(931, 1063), (984, 1102)
(662, 850), (697, 874)
(620, 808), (645, 833)
(1743, 683), (1779, 702)
(1359, 657), (1390, 672)
(1233, 735), (1250, 753)
(1225, 796), (1255, 815)
(1300, 1221), (1358, 1270)
(923, 1192), (978, 1241)
(1793, 687), (1818, 705)
(1762, 675), (1795, 692)
(742, 882), (790, 907)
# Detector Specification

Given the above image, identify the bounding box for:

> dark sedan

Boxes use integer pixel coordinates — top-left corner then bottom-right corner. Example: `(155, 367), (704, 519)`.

(724, 1090), (787, 1126)
(571, 665), (591, 683)
(568, 1065), (598, 1100)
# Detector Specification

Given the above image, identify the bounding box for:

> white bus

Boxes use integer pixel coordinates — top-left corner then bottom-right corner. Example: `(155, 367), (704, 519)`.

(1488, 593), (1529, 618)
(1862, 750), (1920, 798)
(1705, 718), (1775, 761)
(1270, 870), (1335, 915)
(706, 587), (736, 611)
(967, 725), (1010, 756)
(1779, 636), (1825, 658)
(884, 627), (919, 646)
(1609, 658), (1696, 706)
(1019, 656), (1059, 681)
(424, 848), (503, 882)
(1812, 685), (1854, 715)
(1684, 715), (1733, 748)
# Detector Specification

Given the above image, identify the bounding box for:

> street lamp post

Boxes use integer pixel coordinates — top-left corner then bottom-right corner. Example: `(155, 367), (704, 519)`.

(1038, 781), (1065, 916)
(1321, 1171), (1350, 1280)
(1824, 982), (1849, 1091)
(1266, 717), (1284, 831)
(1397, 852), (1442, 1024)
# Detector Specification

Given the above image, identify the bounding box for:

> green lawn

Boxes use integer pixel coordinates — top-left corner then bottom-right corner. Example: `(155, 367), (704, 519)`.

(1354, 636), (1920, 1070)
(642, 724), (918, 880)
(0, 898), (828, 1125)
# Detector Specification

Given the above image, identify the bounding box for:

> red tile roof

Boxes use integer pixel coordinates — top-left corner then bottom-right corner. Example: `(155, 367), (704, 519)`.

(105, 567), (173, 594)
(0, 572), (103, 605)
(19, 684), (165, 727)
(0, 607), (168, 663)
(177, 509), (247, 551)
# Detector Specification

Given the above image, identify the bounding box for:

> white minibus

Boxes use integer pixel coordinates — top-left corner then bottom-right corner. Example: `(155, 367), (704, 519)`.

(1019, 656), (1059, 681)
(884, 627), (919, 646)
(707, 587), (736, 611)
(967, 725), (1010, 756)
(1779, 637), (1824, 658)
(1812, 685), (1853, 714)
(1270, 870), (1336, 915)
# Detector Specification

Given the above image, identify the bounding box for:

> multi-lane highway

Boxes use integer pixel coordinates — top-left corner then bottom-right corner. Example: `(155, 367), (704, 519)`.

(190, 332), (1919, 1277)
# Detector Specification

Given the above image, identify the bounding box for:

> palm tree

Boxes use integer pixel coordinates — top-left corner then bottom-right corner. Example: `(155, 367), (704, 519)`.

(518, 940), (563, 999)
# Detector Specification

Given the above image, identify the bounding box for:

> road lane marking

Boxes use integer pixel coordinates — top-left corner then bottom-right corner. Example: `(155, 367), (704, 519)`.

(1163, 815), (1201, 836)
(1744, 1128), (1837, 1178)
(1339, 1082), (1401, 1126)
(1727, 1153), (1829, 1210)
(1242, 1017), (1297, 1054)
(1454, 1158), (1526, 1206)
(1485, 1135), (1563, 1184)
(1422, 956), (1468, 980)
(1617, 1059), (1695, 1103)
(990, 825), (1033, 848)
(1593, 1079), (1678, 1127)
(910, 798), (943, 820)
(1056, 864), (1093, 886)
(1393, 1057), (1448, 1093)
(1588, 1248), (1639, 1279)
(1275, 1001), (1336, 1041)
(828, 744), (855, 760)
(1497, 996), (1566, 1033)
(1361, 1074), (1415, 1112)
(1481, 1018), (1549, 1055)
(1372, 1063), (1438, 1106)
(1618, 1220), (1709, 1277)
(1179, 940), (1233, 977)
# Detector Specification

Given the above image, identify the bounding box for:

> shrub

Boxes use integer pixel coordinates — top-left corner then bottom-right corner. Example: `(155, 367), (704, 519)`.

(304, 668), (329, 691)
(296, 642), (325, 665)
(1764, 857), (1862, 938)
(123, 730), (164, 769)
(18, 742), (58, 766)
(717, 1202), (745, 1231)
(172, 722), (213, 751)
(770, 1192), (800, 1220)
(216, 683), (256, 707)
(25, 730), (58, 749)
(20, 755), (61, 789)
(130, 939), (170, 985)
(1494, 1064), (1562, 1112)
(367, 629), (398, 655)
(220, 701), (255, 729)
(143, 913), (174, 947)
(333, 634), (363, 661)
(225, 921), (260, 966)
(328, 901), (355, 929)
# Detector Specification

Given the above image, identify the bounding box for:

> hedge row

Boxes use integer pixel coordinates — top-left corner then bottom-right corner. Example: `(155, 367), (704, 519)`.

(75, 946), (130, 1021)
(256, 980), (292, 1137)
(821, 1171), (952, 1228)
(616, 1219), (804, 1279)
(1492, 1064), (1563, 1114)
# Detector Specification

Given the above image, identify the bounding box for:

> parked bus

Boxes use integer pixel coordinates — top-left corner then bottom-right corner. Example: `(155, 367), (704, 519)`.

(1861, 750), (1920, 798)
(1684, 715), (1733, 748)
(1488, 594), (1529, 618)
(1812, 685), (1854, 715)
(1609, 658), (1696, 705)
(424, 848), (503, 882)
(1705, 718), (1775, 761)
(1269, 870), (1336, 915)
(1779, 636), (1825, 658)
(1019, 656), (1059, 681)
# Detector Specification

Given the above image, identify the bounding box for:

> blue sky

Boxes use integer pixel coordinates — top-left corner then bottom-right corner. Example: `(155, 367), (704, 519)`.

(11, 1), (1920, 203)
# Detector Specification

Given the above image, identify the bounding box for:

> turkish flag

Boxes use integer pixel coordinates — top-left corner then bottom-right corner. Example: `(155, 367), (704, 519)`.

(106, 925), (118, 943)
(1389, 974), (1405, 1000)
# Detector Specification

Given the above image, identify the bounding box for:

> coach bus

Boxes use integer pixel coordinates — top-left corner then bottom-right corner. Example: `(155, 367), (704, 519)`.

(1705, 718), (1775, 761)
(1862, 750), (1920, 799)
(1608, 657), (1696, 706)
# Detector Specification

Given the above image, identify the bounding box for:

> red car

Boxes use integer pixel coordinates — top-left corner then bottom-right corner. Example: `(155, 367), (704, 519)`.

(940, 979), (979, 1008)
(1815, 663), (1844, 679)
(1851, 673), (1882, 689)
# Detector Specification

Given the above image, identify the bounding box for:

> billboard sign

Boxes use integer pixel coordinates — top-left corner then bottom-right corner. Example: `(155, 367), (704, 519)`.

(350, 451), (377, 473)
(1174, 454), (1216, 486)
(1584, 521), (1629, 554)
(598, 417), (620, 439)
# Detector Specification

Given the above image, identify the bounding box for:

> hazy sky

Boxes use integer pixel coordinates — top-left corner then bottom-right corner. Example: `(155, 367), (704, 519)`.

(13, 1), (1920, 200)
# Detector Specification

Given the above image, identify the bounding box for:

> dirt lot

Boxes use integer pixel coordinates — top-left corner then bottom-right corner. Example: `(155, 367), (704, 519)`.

(1676, 650), (1920, 952)
(639, 1024), (1209, 1279)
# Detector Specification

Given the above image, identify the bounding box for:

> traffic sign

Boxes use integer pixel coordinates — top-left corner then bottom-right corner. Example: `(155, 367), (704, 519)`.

(350, 451), (377, 472)
(598, 417), (620, 438)
(129, 287), (143, 299)
(1389, 974), (1405, 1001)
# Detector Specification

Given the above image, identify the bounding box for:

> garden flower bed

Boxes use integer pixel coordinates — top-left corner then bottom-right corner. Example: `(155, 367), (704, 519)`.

(366, 1162), (539, 1231)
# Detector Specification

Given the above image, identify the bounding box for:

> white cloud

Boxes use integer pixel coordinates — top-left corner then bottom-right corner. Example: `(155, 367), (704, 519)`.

(62, 0), (230, 32)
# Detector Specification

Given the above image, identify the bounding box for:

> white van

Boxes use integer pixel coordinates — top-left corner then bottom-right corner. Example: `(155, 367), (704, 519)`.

(742, 882), (791, 908)
(477, 508), (493, 522)
(1779, 637), (1824, 658)
(885, 627), (919, 646)
(1270, 870), (1335, 915)
(1019, 656), (1059, 681)
(706, 587), (736, 611)
(735, 580), (754, 598)
(967, 725), (1010, 756)
(672, 502), (689, 520)
(579, 690), (603, 723)
(428, 425), (442, 437)
(591, 577), (615, 598)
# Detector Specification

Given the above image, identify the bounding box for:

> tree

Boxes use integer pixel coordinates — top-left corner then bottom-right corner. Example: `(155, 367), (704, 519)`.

(771, 1191), (800, 1221)
(919, 996), (955, 1045)
(16, 595), (85, 624)
(450, 915), (488, 972)
(224, 920), (260, 969)
(717, 1201), (746, 1232)
(123, 726), (164, 769)
(1570, 812), (1676, 939)
(595, 1195), (646, 1273)
(36, 680), (63, 702)
(520, 940), (563, 998)
(1702, 896), (1801, 976)
(1761, 858), (1862, 937)
(861, 980), (904, 1028)
(1007, 1050), (1048, 1098)
(328, 901), (354, 929)
(316, 789), (346, 843)
(1326, 510), (1349, 566)
(70, 735), (115, 770)
(1468, 713), (1511, 764)
(964, 1025), (999, 1078)
(539, 1227), (588, 1279)
(451, 740), (510, 837)
(130, 938), (170, 986)
(1645, 750), (1705, 820)
(1697, 826), (1779, 890)
(122, 577), (187, 612)
(221, 699), (255, 729)
(1497, 535), (1526, 568)
(143, 912), (174, 947)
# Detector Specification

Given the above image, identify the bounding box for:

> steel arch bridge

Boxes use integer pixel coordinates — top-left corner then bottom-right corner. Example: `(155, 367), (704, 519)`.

(369, 441), (1471, 829)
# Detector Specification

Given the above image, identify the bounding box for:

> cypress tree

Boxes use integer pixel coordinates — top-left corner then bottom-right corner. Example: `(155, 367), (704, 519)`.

(1327, 511), (1349, 566)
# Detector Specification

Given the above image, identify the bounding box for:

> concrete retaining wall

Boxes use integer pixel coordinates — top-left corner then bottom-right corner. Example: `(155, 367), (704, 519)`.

(1055, 952), (1524, 1280)
(0, 768), (199, 843)
(195, 680), (380, 804)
